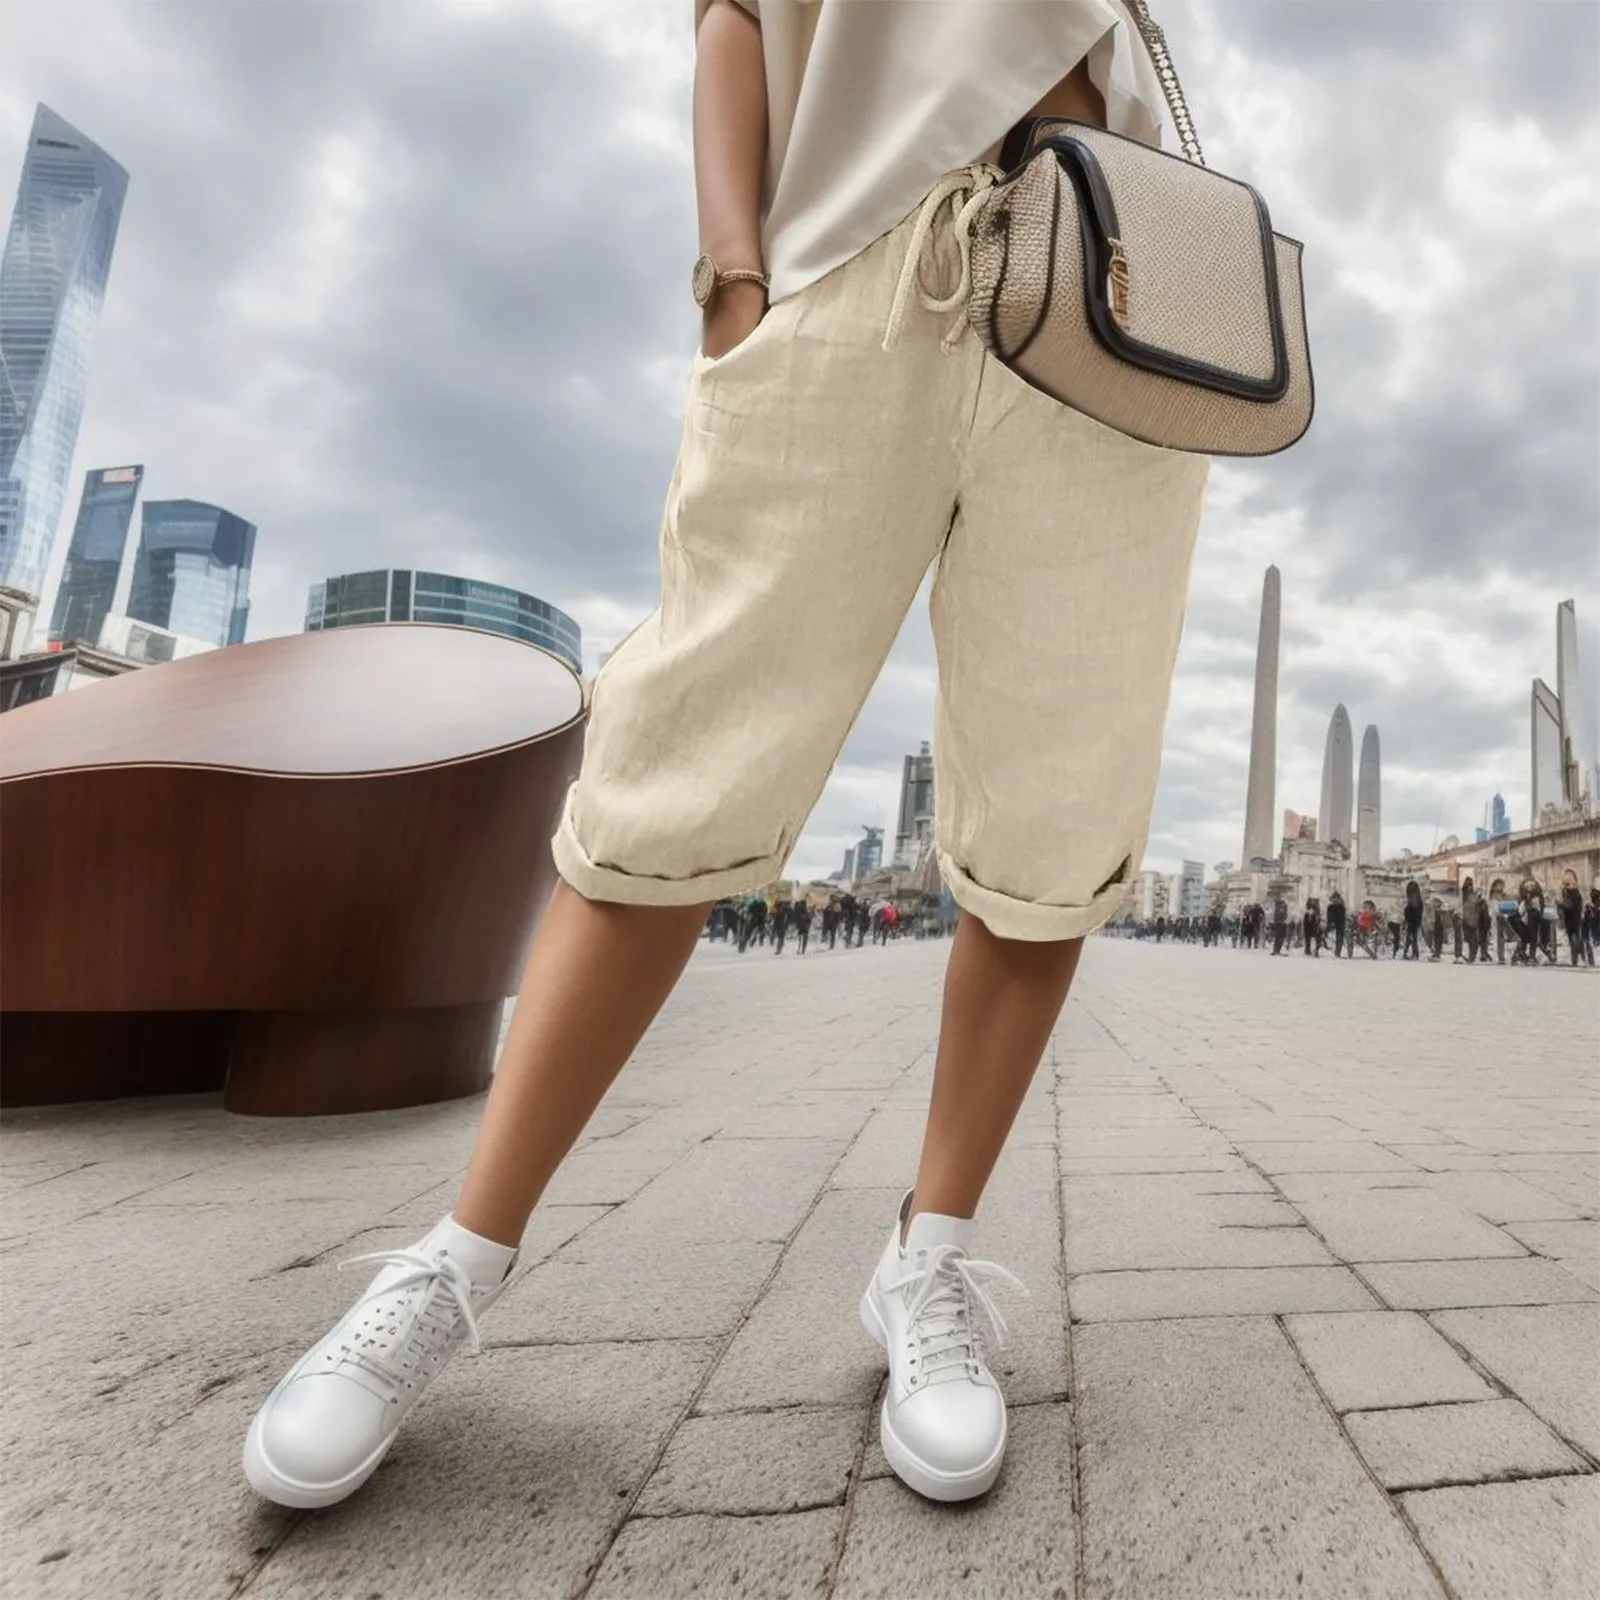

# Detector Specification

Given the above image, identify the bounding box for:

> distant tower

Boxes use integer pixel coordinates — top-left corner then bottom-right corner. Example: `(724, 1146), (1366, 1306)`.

(127, 499), (256, 647)
(1356, 725), (1381, 866)
(1241, 565), (1280, 865)
(1555, 600), (1589, 813)
(1531, 680), (1562, 819)
(1, 107), (130, 603)
(1491, 792), (1509, 836)
(1319, 704), (1354, 850)
(47, 464), (143, 645)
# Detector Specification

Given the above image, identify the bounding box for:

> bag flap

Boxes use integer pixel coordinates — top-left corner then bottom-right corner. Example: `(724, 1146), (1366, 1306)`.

(1018, 120), (1290, 402)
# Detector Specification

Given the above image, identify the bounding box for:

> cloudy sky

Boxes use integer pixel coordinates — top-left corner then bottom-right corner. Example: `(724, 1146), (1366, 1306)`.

(4, 0), (1596, 880)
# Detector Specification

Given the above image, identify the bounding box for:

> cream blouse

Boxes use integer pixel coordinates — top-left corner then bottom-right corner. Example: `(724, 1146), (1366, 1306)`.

(695, 0), (1171, 303)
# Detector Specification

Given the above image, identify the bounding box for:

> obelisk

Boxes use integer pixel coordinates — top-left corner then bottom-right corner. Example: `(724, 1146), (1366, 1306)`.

(1356, 725), (1382, 866)
(1319, 705), (1354, 849)
(1241, 565), (1280, 866)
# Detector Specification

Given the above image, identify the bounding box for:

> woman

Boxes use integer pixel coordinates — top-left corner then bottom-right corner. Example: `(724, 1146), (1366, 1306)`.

(1558, 869), (1584, 966)
(1510, 877), (1544, 965)
(1488, 876), (1510, 964)
(242, 0), (1205, 1511)
(1402, 880), (1424, 960)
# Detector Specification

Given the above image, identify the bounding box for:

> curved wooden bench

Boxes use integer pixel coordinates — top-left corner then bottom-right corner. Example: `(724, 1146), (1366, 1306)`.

(0, 623), (585, 1115)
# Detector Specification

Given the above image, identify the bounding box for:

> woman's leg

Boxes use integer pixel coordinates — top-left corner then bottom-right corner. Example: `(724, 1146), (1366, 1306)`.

(908, 917), (1082, 1224)
(453, 884), (711, 1246)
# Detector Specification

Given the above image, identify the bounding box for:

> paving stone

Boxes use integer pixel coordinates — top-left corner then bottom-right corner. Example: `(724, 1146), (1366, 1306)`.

(1284, 1310), (1494, 1411)
(1063, 1174), (1335, 1272)
(1380, 1145), (1507, 1171)
(1292, 1188), (1529, 1262)
(636, 1407), (861, 1516)
(714, 1095), (878, 1141)
(1059, 1153), (1250, 1174)
(1344, 1399), (1585, 1490)
(1432, 1304), (1600, 1455)
(1502, 1218), (1600, 1289)
(612, 1135), (840, 1243)
(697, 1188), (893, 1414)
(1072, 1266), (1377, 1321)
(586, 1508), (837, 1599)
(829, 1108), (926, 1189)
(490, 1235), (783, 1342)
(1400, 1477), (1600, 1600)
(1358, 1257), (1596, 1310)
(540, 1144), (687, 1206)
(1074, 1317), (1443, 1599)
(1234, 1141), (1423, 1174)
(834, 1404), (1075, 1599)
(1421, 1169), (1590, 1223)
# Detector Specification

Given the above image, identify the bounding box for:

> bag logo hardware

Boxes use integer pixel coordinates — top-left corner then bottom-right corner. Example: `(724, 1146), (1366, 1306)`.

(1106, 238), (1131, 329)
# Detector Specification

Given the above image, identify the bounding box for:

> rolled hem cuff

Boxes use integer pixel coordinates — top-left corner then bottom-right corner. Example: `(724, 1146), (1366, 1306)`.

(937, 848), (1131, 942)
(552, 789), (786, 908)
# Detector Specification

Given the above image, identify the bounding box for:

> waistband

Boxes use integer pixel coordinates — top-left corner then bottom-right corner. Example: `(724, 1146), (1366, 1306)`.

(882, 164), (1003, 355)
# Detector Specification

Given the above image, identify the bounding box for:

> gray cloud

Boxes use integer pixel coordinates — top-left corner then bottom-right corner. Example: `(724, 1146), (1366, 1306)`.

(3, 0), (1595, 881)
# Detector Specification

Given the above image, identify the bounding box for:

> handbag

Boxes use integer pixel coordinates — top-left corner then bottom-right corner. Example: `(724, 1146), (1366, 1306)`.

(965, 1), (1313, 457)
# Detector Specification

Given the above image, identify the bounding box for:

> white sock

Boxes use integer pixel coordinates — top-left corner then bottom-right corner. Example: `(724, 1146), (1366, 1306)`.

(422, 1214), (517, 1288)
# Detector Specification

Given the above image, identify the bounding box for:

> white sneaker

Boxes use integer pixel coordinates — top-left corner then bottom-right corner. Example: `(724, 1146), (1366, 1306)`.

(243, 1216), (516, 1508)
(859, 1192), (1024, 1502)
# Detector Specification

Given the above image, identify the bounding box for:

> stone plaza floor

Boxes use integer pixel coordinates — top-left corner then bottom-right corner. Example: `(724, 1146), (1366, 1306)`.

(2, 937), (1596, 1599)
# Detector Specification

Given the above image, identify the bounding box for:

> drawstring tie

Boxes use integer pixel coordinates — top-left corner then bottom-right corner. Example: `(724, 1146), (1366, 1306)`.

(882, 165), (1000, 354)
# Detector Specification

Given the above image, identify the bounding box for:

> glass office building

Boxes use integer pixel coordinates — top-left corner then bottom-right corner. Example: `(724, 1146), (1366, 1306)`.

(0, 106), (129, 602)
(305, 568), (582, 673)
(47, 463), (142, 644)
(127, 499), (256, 647)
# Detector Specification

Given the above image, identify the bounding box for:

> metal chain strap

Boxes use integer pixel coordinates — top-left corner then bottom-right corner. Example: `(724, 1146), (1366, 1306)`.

(1125, 0), (1207, 168)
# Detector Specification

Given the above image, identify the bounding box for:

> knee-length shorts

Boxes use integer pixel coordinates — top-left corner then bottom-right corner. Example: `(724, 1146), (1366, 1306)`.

(552, 168), (1211, 941)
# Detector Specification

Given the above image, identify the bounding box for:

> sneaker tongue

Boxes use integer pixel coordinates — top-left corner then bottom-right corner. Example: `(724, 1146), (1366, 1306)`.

(903, 1210), (974, 1256)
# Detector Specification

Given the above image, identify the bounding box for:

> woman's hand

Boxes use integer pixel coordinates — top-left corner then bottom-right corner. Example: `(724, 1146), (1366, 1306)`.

(701, 277), (768, 360)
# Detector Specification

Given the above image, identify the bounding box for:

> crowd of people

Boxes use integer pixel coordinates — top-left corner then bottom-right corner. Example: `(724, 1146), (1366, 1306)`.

(1123, 869), (1600, 967)
(704, 892), (913, 953)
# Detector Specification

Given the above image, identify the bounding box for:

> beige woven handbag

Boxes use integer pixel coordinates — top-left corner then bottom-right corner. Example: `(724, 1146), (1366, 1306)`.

(966, 2), (1312, 457)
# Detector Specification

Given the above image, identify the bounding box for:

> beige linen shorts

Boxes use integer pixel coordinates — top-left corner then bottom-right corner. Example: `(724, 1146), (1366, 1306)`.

(553, 169), (1211, 940)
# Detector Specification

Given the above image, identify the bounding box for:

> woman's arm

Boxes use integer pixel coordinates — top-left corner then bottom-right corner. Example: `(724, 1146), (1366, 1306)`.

(693, 0), (768, 357)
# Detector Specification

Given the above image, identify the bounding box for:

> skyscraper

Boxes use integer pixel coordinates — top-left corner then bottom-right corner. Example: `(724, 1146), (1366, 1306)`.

(1492, 793), (1510, 835)
(1555, 599), (1590, 813)
(127, 499), (255, 647)
(1, 107), (129, 603)
(306, 568), (582, 675)
(1530, 679), (1563, 820)
(1318, 703), (1354, 850)
(894, 740), (935, 865)
(1356, 724), (1382, 867)
(47, 463), (141, 644)
(1241, 565), (1280, 865)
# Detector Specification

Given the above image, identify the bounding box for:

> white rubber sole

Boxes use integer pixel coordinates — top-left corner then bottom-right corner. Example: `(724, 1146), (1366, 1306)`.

(241, 1402), (394, 1510)
(858, 1289), (1007, 1503)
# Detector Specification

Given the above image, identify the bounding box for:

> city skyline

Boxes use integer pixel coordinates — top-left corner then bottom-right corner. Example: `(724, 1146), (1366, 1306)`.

(0, 104), (127, 602)
(3, 2), (1596, 880)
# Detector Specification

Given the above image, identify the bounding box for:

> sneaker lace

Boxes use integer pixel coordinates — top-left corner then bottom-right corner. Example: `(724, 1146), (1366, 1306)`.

(331, 1247), (487, 1389)
(885, 1245), (1027, 1381)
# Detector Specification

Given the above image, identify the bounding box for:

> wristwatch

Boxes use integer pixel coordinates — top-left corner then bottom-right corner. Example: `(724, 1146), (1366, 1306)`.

(692, 252), (769, 310)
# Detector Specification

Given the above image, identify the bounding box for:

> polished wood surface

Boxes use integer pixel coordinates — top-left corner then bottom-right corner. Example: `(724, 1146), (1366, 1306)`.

(0, 621), (582, 778)
(224, 1003), (502, 1117)
(0, 624), (586, 1113)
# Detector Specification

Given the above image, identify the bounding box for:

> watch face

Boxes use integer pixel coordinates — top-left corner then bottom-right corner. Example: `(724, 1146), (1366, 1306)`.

(692, 254), (717, 309)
